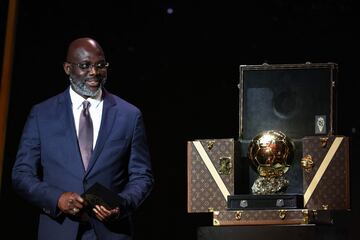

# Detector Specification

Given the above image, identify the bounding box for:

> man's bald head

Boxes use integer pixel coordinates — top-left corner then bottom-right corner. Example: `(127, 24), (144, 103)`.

(66, 38), (105, 63)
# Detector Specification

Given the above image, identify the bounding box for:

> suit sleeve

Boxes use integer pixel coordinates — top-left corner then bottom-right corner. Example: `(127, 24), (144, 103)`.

(12, 106), (63, 217)
(117, 111), (154, 215)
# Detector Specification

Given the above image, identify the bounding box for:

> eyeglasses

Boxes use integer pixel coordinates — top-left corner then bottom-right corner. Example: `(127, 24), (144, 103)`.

(67, 61), (109, 70)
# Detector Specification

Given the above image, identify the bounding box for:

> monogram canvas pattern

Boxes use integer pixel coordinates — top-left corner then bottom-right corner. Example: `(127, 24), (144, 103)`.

(213, 209), (308, 225)
(187, 139), (235, 212)
(302, 136), (350, 210)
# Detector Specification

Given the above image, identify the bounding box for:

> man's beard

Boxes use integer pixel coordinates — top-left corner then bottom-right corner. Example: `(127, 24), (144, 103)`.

(69, 77), (106, 98)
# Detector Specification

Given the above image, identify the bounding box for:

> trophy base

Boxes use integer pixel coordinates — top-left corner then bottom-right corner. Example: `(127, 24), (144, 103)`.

(227, 194), (304, 210)
(251, 176), (289, 195)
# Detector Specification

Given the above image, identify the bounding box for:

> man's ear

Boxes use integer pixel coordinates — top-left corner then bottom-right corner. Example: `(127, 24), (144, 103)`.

(63, 63), (71, 75)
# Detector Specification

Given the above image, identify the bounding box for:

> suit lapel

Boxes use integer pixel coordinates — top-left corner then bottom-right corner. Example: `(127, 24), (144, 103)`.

(85, 90), (117, 175)
(58, 89), (86, 175)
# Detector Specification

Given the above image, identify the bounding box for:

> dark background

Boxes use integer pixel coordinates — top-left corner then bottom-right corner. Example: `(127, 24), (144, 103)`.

(1, 0), (359, 239)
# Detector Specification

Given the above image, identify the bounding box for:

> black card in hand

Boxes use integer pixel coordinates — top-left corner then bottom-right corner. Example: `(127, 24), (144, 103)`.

(81, 183), (124, 210)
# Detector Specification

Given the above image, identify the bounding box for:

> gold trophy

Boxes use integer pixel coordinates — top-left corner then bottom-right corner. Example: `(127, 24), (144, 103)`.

(248, 130), (295, 195)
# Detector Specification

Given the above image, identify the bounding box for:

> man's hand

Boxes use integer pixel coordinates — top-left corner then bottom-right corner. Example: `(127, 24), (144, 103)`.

(93, 205), (120, 222)
(58, 192), (85, 215)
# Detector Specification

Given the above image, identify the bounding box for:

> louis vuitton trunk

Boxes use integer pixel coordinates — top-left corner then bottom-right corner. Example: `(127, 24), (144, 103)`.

(212, 209), (310, 226)
(302, 135), (350, 210)
(239, 63), (338, 140)
(187, 138), (239, 212)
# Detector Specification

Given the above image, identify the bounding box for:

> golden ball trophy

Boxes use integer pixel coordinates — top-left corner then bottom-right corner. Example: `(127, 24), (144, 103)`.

(248, 130), (295, 195)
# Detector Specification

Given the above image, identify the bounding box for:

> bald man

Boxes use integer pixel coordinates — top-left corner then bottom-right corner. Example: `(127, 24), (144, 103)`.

(12, 37), (154, 240)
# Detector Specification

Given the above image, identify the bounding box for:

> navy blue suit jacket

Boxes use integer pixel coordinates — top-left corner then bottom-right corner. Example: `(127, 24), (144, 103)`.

(12, 88), (154, 240)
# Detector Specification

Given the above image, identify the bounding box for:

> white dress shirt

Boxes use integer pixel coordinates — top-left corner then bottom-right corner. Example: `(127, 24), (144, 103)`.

(69, 87), (103, 149)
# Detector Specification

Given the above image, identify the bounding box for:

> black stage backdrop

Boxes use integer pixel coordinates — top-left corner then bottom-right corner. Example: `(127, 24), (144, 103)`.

(1, 1), (359, 239)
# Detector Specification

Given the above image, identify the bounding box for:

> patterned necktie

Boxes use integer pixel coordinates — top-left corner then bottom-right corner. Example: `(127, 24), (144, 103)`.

(78, 100), (93, 170)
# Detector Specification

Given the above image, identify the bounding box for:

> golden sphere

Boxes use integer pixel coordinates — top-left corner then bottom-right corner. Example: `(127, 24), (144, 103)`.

(248, 130), (294, 178)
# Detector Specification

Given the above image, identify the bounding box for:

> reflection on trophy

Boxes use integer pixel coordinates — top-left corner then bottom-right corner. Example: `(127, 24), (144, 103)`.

(248, 130), (295, 195)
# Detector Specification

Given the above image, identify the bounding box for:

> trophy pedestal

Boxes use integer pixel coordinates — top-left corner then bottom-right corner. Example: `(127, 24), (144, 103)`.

(227, 194), (303, 210)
